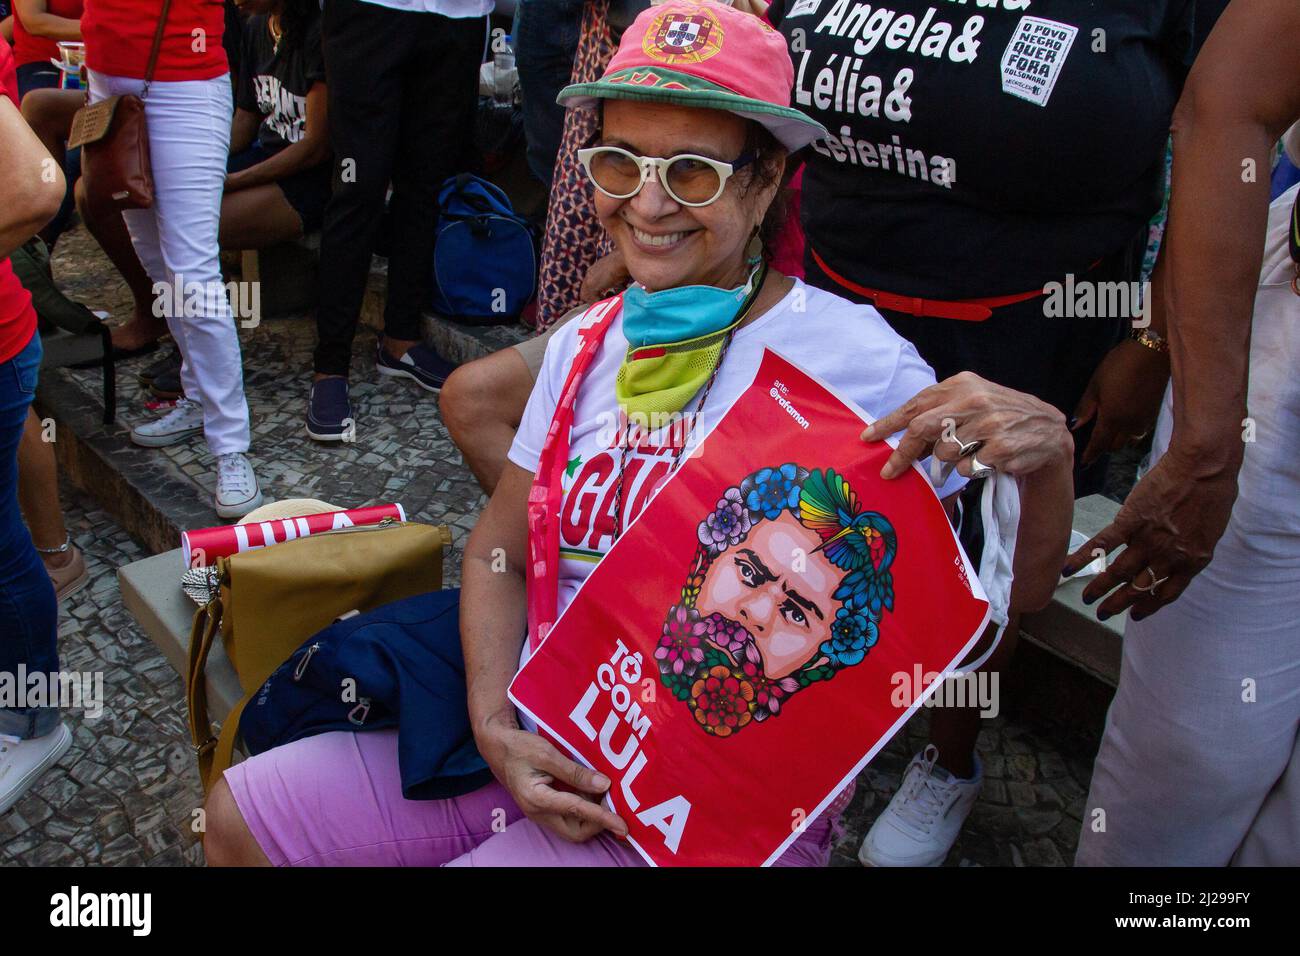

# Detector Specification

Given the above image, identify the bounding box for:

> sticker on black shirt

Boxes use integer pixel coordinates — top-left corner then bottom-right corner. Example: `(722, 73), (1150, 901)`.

(786, 0), (822, 18)
(1000, 16), (1076, 107)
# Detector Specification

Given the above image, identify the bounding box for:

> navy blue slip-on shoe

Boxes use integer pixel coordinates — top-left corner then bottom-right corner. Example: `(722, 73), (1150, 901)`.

(138, 347), (181, 389)
(375, 340), (456, 393)
(149, 364), (184, 401)
(306, 377), (353, 441)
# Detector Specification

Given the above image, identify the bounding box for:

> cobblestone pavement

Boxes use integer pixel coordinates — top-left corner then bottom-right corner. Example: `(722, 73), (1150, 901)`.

(1, 225), (1094, 867)
(0, 485), (206, 867)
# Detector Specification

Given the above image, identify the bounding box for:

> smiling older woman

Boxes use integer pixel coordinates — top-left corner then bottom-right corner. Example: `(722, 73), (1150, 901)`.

(202, 0), (1075, 867)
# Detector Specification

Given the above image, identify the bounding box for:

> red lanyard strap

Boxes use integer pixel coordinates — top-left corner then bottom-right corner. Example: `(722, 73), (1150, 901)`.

(526, 295), (624, 652)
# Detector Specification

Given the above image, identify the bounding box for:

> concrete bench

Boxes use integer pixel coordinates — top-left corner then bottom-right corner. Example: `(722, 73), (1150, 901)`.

(118, 550), (241, 728)
(239, 232), (321, 321)
(118, 496), (1128, 742)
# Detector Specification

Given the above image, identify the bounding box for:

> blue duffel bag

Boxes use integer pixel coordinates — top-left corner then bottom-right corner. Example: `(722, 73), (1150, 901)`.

(238, 589), (492, 800)
(430, 174), (537, 323)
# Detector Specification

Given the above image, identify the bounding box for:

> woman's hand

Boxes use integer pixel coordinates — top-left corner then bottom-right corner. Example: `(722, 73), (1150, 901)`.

(1064, 441), (1241, 621)
(862, 371), (1073, 480)
(476, 708), (629, 843)
(863, 372), (1075, 614)
(1072, 338), (1169, 467)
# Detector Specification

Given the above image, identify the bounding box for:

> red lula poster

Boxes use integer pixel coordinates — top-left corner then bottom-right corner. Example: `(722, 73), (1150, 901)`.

(509, 348), (992, 866)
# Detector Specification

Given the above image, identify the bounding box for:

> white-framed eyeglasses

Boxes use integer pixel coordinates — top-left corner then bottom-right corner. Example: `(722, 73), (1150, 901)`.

(576, 145), (756, 207)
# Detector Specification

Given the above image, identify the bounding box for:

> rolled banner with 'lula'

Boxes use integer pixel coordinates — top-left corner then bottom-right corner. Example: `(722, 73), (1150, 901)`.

(180, 503), (407, 568)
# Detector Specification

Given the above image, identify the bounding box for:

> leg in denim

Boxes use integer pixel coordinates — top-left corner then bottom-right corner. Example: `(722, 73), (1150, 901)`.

(0, 333), (59, 739)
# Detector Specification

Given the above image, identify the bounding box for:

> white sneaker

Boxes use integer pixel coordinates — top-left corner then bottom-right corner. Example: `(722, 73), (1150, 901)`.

(0, 723), (72, 815)
(214, 452), (263, 519)
(131, 397), (204, 447)
(858, 745), (982, 867)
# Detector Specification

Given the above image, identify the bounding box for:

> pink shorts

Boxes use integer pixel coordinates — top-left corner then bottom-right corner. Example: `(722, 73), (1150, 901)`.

(224, 729), (850, 866)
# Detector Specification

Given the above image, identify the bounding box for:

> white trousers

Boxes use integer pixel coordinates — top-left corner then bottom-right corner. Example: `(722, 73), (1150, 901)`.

(1077, 188), (1300, 866)
(88, 70), (251, 457)
(1075, 513), (1300, 865)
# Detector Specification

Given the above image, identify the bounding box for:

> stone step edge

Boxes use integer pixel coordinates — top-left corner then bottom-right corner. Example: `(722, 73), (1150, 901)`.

(36, 369), (215, 558)
(37, 276), (529, 557)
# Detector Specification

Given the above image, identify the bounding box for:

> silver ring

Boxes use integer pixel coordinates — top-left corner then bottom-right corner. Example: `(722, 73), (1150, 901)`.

(946, 431), (983, 458)
(1131, 567), (1169, 594)
(968, 453), (993, 480)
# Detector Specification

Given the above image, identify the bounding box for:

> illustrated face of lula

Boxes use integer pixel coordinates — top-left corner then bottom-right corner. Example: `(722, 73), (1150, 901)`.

(697, 511), (838, 679)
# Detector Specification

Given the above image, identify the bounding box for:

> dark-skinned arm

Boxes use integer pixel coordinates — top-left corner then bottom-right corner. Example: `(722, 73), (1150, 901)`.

(1071, 249), (1171, 466)
(1067, 0), (1300, 620)
(228, 107), (260, 157)
(225, 83), (330, 192)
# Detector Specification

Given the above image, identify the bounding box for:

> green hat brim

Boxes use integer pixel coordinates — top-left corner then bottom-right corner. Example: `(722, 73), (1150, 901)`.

(558, 71), (827, 153)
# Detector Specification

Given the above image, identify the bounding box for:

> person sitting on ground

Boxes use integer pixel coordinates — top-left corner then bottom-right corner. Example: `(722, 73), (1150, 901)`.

(85, 0), (330, 357)
(201, 1), (1075, 867)
(224, 0), (331, 246)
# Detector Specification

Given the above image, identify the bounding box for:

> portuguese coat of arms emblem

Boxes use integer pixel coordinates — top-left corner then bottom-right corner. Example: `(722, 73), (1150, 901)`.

(645, 11), (724, 64)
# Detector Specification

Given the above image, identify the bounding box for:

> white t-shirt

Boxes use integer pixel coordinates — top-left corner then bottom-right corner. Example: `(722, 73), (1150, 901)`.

(507, 278), (967, 629)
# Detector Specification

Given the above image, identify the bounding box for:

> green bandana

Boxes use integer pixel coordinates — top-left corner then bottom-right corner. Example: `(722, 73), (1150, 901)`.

(615, 262), (766, 426)
(615, 323), (740, 426)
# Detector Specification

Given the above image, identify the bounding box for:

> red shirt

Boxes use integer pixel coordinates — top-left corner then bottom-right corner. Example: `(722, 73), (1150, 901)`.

(12, 0), (85, 68)
(0, 43), (39, 366)
(83, 0), (227, 82)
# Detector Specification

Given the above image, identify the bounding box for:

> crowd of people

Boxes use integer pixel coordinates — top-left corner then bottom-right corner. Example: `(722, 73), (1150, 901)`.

(0, 0), (1297, 868)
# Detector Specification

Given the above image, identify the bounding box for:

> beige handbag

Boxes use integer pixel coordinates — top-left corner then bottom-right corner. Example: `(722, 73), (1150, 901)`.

(186, 520), (452, 791)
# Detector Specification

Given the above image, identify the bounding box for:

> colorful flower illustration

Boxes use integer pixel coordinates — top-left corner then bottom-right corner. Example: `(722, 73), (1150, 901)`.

(689, 665), (754, 737)
(698, 486), (752, 555)
(822, 607), (879, 667)
(738, 659), (799, 720)
(656, 604), (707, 677)
(664, 463), (897, 738)
(740, 463), (805, 521)
(701, 612), (753, 661)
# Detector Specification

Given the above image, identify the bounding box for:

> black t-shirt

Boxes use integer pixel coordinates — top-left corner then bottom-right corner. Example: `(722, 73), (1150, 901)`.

(237, 12), (326, 155)
(770, 0), (1221, 298)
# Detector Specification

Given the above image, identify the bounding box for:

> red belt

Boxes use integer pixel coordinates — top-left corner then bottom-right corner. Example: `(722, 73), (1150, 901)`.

(810, 247), (1049, 322)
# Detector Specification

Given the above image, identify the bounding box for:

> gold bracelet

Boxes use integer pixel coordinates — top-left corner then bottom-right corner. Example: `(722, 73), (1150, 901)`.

(1129, 327), (1169, 354)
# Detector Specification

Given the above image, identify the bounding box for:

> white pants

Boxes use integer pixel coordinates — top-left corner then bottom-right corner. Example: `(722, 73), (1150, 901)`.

(88, 71), (250, 457)
(1076, 187), (1300, 866)
(1076, 514), (1300, 865)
